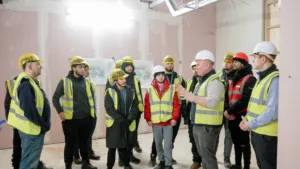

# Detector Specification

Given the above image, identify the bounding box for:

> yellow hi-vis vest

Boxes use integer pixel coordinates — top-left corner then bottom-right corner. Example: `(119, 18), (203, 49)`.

(7, 72), (44, 135)
(61, 78), (95, 120)
(186, 78), (195, 104)
(6, 79), (42, 97)
(134, 77), (144, 112)
(193, 74), (224, 125)
(174, 75), (182, 85)
(105, 88), (136, 131)
(6, 79), (15, 97)
(107, 75), (113, 85)
(246, 71), (279, 137)
(148, 85), (175, 124)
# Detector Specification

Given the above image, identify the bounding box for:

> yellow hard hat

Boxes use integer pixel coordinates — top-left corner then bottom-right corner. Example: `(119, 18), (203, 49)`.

(122, 56), (134, 64)
(115, 60), (123, 69)
(163, 55), (174, 64)
(18, 53), (42, 69)
(111, 69), (128, 81)
(223, 52), (234, 63)
(70, 56), (85, 67)
(83, 61), (91, 69)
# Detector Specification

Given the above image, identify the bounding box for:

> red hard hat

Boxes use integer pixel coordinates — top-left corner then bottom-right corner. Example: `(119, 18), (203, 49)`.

(233, 52), (249, 64)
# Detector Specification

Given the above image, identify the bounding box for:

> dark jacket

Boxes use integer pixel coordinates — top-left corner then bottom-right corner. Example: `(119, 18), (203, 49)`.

(165, 71), (186, 118)
(121, 62), (143, 114)
(223, 69), (235, 111)
(52, 71), (91, 119)
(104, 83), (138, 148)
(183, 76), (198, 124)
(18, 78), (51, 133)
(4, 76), (17, 119)
(144, 79), (180, 126)
(226, 64), (257, 116)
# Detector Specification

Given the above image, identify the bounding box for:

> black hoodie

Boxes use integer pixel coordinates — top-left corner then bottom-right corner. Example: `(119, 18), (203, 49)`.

(226, 64), (257, 116)
(52, 71), (91, 119)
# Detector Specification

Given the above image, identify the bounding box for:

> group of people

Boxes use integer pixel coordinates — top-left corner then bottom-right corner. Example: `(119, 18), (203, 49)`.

(3, 40), (278, 169)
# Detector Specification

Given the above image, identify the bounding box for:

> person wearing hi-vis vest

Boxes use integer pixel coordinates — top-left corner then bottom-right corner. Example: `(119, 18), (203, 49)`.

(52, 56), (97, 169)
(239, 41), (279, 169)
(106, 59), (123, 89)
(5, 75), (51, 169)
(104, 69), (138, 169)
(73, 62), (100, 165)
(176, 50), (225, 169)
(144, 65), (180, 169)
(120, 56), (143, 165)
(7, 53), (52, 169)
(224, 52), (257, 169)
(183, 61), (202, 169)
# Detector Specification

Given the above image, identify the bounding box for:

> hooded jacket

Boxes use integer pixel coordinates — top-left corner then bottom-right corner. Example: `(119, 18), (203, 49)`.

(227, 64), (257, 116)
(144, 79), (180, 126)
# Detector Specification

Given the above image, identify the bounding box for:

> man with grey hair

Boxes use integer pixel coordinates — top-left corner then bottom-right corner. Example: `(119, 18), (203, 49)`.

(176, 50), (225, 169)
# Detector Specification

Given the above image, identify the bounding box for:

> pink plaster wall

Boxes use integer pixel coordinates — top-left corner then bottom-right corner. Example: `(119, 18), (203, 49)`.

(0, 1), (216, 149)
(278, 0), (300, 168)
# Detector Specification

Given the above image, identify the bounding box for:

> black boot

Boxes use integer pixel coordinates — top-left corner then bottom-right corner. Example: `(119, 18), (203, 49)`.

(130, 151), (141, 164)
(147, 153), (157, 167)
(154, 161), (165, 169)
(81, 160), (97, 169)
(74, 156), (82, 165)
(165, 166), (174, 169)
(242, 144), (251, 169)
(65, 162), (72, 169)
(230, 165), (242, 169)
(134, 141), (142, 153)
(89, 150), (100, 160)
(37, 161), (53, 169)
(118, 151), (124, 167)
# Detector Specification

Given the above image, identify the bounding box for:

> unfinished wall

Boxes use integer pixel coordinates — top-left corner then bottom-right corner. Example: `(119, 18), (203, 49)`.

(0, 0), (216, 149)
(216, 0), (264, 71)
(278, 0), (300, 168)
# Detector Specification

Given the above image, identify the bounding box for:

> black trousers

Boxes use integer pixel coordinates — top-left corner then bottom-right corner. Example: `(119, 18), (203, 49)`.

(228, 115), (251, 166)
(74, 116), (97, 157)
(62, 116), (92, 164)
(107, 148), (131, 168)
(188, 124), (202, 163)
(12, 129), (22, 169)
(251, 131), (277, 169)
(151, 117), (182, 156)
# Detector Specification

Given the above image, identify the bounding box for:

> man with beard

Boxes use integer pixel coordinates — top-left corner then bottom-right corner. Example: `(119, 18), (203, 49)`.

(144, 65), (180, 169)
(148, 55), (186, 166)
(119, 56), (143, 166)
(7, 53), (52, 169)
(105, 69), (138, 169)
(184, 61), (202, 169)
(73, 62), (100, 164)
(218, 52), (235, 168)
(240, 41), (279, 169)
(52, 56), (97, 169)
(224, 52), (256, 169)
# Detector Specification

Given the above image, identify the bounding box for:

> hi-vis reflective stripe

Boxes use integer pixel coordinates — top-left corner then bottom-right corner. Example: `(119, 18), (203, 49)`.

(195, 109), (223, 115)
(149, 86), (174, 106)
(12, 97), (43, 112)
(9, 108), (31, 121)
(62, 97), (73, 101)
(151, 111), (172, 115)
(106, 116), (114, 120)
(249, 74), (276, 105)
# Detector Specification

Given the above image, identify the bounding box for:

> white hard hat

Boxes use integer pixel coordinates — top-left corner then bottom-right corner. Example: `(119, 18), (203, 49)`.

(190, 61), (197, 68)
(153, 65), (165, 75)
(195, 50), (215, 62)
(252, 41), (277, 56)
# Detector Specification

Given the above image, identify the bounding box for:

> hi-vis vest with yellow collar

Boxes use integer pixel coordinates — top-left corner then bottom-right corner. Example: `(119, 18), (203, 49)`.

(148, 85), (175, 124)
(186, 78), (195, 104)
(6, 79), (42, 97)
(246, 71), (279, 137)
(7, 72), (44, 135)
(61, 78), (95, 119)
(192, 74), (224, 126)
(105, 88), (136, 131)
(108, 76), (144, 112)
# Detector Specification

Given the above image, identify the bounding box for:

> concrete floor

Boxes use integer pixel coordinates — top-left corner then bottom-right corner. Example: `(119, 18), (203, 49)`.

(0, 129), (258, 169)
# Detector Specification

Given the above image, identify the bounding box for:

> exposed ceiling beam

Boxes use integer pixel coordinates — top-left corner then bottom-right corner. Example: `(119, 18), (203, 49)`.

(149, 0), (165, 9)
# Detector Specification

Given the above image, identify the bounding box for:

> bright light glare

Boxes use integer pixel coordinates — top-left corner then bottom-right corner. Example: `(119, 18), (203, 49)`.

(66, 1), (134, 30)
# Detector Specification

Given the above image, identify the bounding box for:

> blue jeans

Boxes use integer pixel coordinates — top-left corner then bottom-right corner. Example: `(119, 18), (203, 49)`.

(19, 131), (45, 169)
